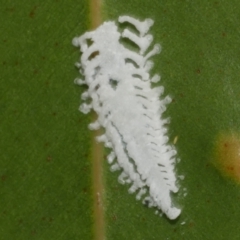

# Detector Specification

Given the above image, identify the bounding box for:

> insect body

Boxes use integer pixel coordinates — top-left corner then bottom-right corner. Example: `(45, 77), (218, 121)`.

(73, 16), (181, 220)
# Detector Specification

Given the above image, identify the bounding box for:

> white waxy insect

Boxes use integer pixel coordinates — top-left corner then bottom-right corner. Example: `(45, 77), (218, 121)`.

(73, 16), (181, 220)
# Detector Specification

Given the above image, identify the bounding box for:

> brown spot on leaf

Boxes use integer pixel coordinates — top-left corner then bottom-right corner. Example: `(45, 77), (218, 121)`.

(196, 69), (201, 74)
(18, 219), (23, 224)
(29, 6), (37, 18)
(1, 175), (7, 181)
(213, 132), (240, 184)
(189, 221), (194, 228)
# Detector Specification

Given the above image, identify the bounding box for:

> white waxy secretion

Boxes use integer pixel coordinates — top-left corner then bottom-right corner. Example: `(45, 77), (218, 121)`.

(73, 16), (181, 220)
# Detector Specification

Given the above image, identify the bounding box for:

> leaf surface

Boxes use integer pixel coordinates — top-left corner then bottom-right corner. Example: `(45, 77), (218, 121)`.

(0, 1), (93, 239)
(2, 1), (240, 240)
(102, 1), (240, 239)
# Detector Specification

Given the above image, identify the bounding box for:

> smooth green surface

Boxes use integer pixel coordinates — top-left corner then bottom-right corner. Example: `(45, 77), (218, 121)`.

(0, 1), (93, 239)
(103, 1), (240, 239)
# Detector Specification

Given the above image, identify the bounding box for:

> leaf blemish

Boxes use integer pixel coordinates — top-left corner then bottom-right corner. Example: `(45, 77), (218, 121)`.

(213, 132), (240, 183)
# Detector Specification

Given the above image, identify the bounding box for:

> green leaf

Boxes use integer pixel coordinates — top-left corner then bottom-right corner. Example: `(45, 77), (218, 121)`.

(2, 0), (240, 239)
(0, 1), (93, 239)
(102, 1), (240, 240)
